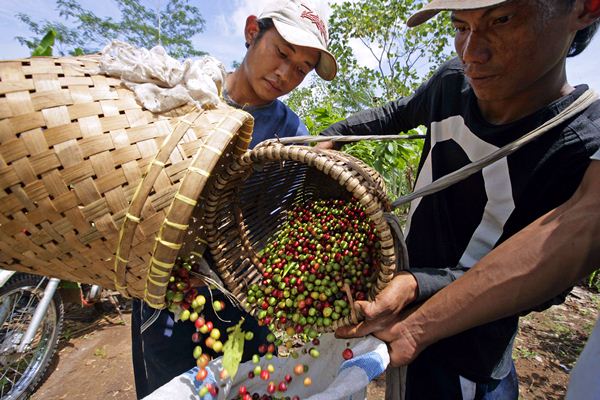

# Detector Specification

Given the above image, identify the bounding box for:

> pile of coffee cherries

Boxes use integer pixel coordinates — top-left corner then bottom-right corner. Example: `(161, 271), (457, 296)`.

(247, 198), (380, 335)
(167, 197), (378, 399)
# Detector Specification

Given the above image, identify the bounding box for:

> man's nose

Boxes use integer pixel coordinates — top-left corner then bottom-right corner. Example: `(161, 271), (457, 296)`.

(459, 31), (492, 64)
(275, 62), (292, 83)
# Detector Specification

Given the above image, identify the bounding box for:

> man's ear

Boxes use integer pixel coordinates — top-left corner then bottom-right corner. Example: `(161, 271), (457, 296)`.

(244, 16), (259, 48)
(574, 0), (600, 29)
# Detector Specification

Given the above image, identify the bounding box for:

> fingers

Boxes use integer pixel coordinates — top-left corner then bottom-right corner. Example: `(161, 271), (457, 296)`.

(335, 318), (380, 338)
(359, 298), (388, 320)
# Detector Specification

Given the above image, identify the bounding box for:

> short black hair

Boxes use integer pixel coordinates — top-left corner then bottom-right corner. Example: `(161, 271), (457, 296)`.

(245, 18), (275, 49)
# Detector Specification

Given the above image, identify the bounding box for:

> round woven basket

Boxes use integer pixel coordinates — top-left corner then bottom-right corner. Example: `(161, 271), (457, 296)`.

(203, 143), (405, 331)
(0, 56), (253, 307)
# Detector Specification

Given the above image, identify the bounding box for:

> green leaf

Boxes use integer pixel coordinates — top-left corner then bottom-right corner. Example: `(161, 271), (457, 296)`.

(282, 261), (297, 278)
(31, 28), (56, 56)
(222, 319), (245, 379)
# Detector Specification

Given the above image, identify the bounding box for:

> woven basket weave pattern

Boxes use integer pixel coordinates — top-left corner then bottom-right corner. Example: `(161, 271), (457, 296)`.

(0, 56), (252, 306)
(203, 144), (399, 331)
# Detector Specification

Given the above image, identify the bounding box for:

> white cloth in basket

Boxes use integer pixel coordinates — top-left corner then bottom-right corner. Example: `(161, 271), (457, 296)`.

(99, 41), (226, 113)
(143, 333), (389, 400)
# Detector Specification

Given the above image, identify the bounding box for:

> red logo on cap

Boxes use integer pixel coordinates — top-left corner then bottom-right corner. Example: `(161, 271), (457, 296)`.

(300, 4), (328, 43)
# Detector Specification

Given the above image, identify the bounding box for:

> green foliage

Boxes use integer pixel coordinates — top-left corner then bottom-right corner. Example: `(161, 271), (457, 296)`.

(16, 0), (206, 58)
(31, 29), (57, 56)
(344, 133), (423, 211)
(325, 0), (454, 110)
(286, 0), (453, 203)
(222, 320), (245, 379)
(587, 269), (600, 292)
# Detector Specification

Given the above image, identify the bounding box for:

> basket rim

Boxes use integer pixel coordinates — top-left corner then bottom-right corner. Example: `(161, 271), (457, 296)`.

(205, 143), (399, 332)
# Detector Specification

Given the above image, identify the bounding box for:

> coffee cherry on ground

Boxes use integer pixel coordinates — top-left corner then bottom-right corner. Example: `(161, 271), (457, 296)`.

(245, 331), (255, 341)
(304, 376), (313, 386)
(284, 374), (292, 383)
(267, 382), (276, 394)
(239, 385), (248, 396)
(342, 347), (354, 360)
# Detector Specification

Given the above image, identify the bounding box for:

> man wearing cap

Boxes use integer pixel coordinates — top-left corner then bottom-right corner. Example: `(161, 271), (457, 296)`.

(130, 1), (337, 397)
(324, 0), (600, 398)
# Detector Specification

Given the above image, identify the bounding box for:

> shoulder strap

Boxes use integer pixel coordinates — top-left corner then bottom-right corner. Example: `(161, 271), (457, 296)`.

(390, 89), (599, 209)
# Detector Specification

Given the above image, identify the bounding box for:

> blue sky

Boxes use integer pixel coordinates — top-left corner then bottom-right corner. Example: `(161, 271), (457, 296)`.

(1, 0), (599, 91)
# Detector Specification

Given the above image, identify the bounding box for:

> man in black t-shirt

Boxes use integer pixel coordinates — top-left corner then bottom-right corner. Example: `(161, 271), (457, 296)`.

(324, 0), (600, 398)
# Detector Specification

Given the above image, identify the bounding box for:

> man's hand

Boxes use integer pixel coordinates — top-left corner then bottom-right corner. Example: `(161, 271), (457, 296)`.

(335, 272), (418, 338)
(315, 140), (334, 149)
(367, 307), (428, 367)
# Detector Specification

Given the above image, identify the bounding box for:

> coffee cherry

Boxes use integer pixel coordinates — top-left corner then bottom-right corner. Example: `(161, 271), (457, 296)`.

(195, 367), (207, 382)
(342, 348), (354, 360)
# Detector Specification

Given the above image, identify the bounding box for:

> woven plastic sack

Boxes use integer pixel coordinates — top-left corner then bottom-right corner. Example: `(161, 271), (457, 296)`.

(144, 333), (389, 400)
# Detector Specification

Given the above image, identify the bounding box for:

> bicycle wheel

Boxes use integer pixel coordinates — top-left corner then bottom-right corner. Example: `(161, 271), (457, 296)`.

(0, 274), (64, 400)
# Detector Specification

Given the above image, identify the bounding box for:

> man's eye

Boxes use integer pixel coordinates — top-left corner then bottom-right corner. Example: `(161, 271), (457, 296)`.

(493, 15), (511, 25)
(277, 48), (287, 58)
(453, 24), (468, 33)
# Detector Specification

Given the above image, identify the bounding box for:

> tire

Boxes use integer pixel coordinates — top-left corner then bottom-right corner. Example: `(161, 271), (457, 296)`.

(0, 274), (64, 400)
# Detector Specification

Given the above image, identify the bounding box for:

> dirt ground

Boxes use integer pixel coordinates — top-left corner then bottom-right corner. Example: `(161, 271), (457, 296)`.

(29, 286), (598, 400)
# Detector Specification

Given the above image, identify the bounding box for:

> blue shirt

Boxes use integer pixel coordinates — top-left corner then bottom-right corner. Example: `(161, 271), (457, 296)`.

(223, 95), (308, 149)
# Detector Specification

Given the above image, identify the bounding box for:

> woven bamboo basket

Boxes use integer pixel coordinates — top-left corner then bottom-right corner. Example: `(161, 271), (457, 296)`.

(0, 56), (253, 308)
(203, 143), (406, 331)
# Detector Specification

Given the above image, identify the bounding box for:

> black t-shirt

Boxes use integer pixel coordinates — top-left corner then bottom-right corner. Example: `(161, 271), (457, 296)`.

(322, 57), (600, 381)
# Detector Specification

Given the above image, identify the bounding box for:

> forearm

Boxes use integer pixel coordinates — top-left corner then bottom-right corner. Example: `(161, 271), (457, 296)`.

(410, 267), (467, 301)
(405, 161), (600, 348)
(320, 98), (420, 138)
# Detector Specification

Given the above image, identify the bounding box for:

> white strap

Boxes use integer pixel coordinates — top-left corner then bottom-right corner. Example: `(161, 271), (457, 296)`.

(391, 89), (599, 208)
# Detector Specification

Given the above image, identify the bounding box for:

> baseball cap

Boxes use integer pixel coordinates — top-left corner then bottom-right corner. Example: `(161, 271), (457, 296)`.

(407, 0), (509, 27)
(258, 0), (338, 81)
